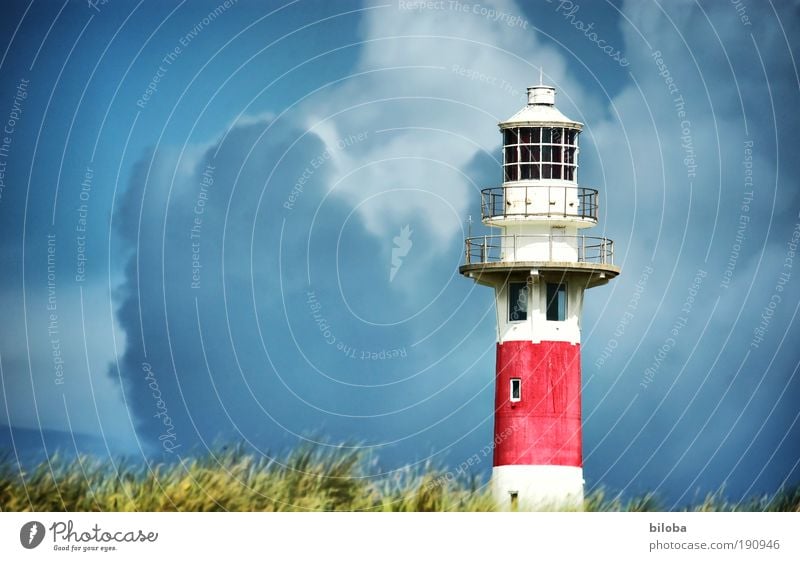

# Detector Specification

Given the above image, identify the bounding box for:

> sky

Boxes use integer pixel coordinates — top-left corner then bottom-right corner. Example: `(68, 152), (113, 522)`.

(0, 0), (798, 509)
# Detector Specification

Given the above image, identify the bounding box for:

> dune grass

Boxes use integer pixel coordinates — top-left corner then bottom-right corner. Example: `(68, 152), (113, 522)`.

(1, 444), (797, 512)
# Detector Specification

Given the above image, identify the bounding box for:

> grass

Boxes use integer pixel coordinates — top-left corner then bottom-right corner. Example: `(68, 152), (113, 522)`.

(1, 444), (797, 512)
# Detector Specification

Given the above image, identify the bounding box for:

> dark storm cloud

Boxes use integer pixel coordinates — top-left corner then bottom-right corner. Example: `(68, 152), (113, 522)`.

(576, 0), (800, 503)
(110, 113), (497, 467)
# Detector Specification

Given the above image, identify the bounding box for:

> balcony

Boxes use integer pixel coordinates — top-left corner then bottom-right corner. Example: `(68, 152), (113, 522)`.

(464, 234), (614, 266)
(480, 186), (598, 223)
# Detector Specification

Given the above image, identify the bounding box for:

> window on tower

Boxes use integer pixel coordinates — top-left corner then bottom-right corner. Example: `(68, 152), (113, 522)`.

(508, 282), (528, 322)
(546, 283), (567, 321)
(510, 378), (521, 402)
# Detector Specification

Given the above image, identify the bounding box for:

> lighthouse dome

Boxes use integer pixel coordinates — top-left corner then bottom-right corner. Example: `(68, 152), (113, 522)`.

(500, 85), (583, 130)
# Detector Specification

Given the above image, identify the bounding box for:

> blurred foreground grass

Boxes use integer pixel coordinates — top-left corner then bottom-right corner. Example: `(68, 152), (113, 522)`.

(1, 444), (797, 512)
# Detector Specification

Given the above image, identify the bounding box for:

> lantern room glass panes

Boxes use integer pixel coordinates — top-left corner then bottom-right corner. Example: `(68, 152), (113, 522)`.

(503, 126), (578, 182)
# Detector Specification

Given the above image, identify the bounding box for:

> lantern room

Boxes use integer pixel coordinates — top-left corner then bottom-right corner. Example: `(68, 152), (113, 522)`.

(500, 86), (582, 184)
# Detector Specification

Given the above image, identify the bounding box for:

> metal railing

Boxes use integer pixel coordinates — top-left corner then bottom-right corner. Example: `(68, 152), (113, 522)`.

(464, 234), (614, 265)
(480, 186), (598, 221)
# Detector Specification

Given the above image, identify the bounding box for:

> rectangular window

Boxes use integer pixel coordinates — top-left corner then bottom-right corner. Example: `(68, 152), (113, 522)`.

(546, 283), (567, 321)
(504, 165), (518, 182)
(505, 146), (518, 164)
(519, 127), (533, 144)
(510, 378), (521, 402)
(504, 128), (518, 145)
(520, 164), (535, 180)
(541, 127), (551, 143)
(508, 282), (528, 322)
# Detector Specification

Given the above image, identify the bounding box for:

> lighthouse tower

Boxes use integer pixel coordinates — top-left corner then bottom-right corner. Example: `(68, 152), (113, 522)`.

(460, 83), (620, 510)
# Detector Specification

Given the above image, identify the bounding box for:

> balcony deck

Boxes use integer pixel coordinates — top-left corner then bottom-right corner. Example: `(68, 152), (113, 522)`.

(459, 233), (620, 287)
(481, 186), (599, 224)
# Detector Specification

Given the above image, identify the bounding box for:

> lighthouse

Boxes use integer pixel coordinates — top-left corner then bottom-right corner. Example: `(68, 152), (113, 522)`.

(460, 82), (619, 510)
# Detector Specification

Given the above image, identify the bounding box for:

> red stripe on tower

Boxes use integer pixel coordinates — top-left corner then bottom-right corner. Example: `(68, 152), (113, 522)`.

(494, 340), (582, 468)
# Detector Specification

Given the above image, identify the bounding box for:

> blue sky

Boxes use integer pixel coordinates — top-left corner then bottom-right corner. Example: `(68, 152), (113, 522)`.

(1, 0), (798, 508)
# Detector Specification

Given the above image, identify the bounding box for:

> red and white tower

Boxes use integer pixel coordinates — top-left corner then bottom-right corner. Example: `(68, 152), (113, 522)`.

(460, 83), (620, 510)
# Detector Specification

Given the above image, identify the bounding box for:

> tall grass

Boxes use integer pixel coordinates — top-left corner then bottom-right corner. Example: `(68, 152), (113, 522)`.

(1, 445), (797, 512)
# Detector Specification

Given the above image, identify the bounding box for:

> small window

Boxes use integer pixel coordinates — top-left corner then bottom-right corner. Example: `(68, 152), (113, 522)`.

(508, 282), (528, 322)
(505, 146), (518, 164)
(504, 128), (518, 145)
(510, 378), (521, 402)
(510, 491), (519, 511)
(546, 283), (567, 321)
(504, 165), (518, 182)
(520, 164), (535, 180)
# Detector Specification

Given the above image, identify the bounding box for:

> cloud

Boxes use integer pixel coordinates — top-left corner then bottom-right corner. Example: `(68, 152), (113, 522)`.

(576, 0), (800, 501)
(102, 0), (800, 503)
(303, 0), (585, 242)
(111, 0), (577, 453)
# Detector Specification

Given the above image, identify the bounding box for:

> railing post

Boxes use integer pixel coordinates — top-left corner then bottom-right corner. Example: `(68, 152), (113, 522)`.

(594, 191), (598, 221)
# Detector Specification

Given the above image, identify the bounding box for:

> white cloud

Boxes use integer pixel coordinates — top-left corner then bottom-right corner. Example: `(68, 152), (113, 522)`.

(301, 0), (584, 243)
